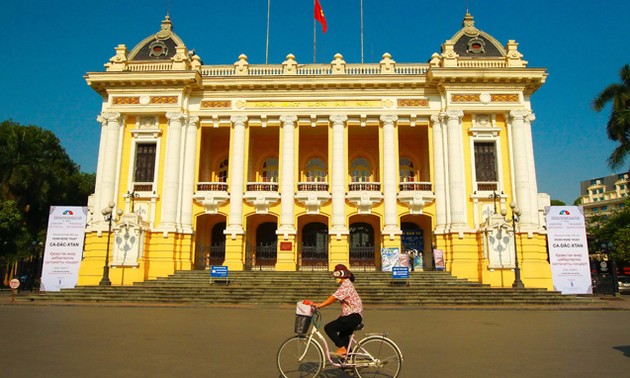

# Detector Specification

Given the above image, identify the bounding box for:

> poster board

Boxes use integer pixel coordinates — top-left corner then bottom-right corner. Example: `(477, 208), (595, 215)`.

(545, 206), (592, 294)
(40, 206), (88, 292)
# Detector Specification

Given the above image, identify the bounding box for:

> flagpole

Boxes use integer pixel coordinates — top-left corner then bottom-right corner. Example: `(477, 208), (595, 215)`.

(360, 0), (364, 63)
(313, 0), (317, 63)
(266, 0), (271, 64)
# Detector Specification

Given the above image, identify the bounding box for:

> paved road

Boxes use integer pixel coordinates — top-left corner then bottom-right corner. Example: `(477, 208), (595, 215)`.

(1, 302), (629, 377)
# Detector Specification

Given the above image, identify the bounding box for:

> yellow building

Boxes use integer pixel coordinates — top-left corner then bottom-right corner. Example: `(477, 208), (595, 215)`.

(80, 13), (553, 289)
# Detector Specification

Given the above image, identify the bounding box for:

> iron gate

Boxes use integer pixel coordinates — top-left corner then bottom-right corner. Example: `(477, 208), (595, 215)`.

(245, 242), (277, 270)
(299, 244), (328, 271)
(349, 245), (376, 271)
(195, 244), (226, 269)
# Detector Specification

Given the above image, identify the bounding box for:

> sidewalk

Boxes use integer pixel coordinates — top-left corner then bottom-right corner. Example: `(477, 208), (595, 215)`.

(3, 288), (630, 310)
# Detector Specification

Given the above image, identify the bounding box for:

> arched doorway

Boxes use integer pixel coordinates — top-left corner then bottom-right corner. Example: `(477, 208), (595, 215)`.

(349, 222), (375, 269)
(300, 222), (328, 270)
(253, 222), (277, 270)
(401, 222), (424, 270)
(208, 222), (226, 266)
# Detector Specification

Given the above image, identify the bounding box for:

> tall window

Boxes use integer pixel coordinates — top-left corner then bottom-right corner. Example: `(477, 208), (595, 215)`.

(474, 142), (498, 182)
(350, 157), (371, 182)
(399, 158), (415, 182)
(217, 158), (229, 182)
(305, 158), (326, 182)
(262, 158), (278, 182)
(134, 143), (157, 183)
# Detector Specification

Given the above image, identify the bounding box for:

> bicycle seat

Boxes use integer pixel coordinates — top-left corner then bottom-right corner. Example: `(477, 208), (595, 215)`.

(355, 323), (365, 331)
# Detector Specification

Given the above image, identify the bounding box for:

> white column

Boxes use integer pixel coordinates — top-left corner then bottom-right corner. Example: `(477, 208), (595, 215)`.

(160, 112), (185, 232)
(180, 116), (199, 233)
(524, 112), (540, 228)
(381, 115), (401, 237)
(330, 115), (348, 236)
(509, 110), (536, 227)
(445, 110), (467, 228)
(225, 115), (248, 238)
(277, 115), (298, 238)
(431, 114), (447, 231)
(96, 112), (121, 223)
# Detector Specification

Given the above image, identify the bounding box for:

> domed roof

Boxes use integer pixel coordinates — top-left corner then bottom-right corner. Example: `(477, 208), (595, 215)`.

(448, 13), (506, 58)
(128, 16), (186, 61)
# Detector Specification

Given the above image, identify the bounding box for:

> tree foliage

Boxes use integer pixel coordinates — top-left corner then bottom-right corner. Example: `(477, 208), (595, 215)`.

(0, 120), (95, 261)
(592, 64), (630, 170)
(587, 200), (630, 264)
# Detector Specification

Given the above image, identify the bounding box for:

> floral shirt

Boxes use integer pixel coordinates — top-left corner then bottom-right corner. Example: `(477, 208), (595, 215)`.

(333, 279), (363, 317)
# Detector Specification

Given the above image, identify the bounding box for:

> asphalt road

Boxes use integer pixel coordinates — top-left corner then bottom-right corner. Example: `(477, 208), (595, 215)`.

(0, 303), (629, 377)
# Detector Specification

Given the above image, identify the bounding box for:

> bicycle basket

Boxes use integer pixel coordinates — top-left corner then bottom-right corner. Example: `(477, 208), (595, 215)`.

(294, 314), (312, 335)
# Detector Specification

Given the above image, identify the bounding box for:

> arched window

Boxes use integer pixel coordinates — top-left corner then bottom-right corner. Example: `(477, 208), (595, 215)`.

(217, 158), (229, 182)
(399, 157), (415, 182)
(262, 158), (278, 182)
(350, 157), (371, 182)
(305, 158), (326, 182)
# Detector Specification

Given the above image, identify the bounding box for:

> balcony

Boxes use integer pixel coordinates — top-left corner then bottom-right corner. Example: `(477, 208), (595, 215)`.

(296, 182), (331, 215)
(132, 182), (155, 193)
(397, 181), (435, 215)
(243, 182), (280, 214)
(476, 182), (499, 192)
(347, 182), (383, 214)
(193, 182), (229, 214)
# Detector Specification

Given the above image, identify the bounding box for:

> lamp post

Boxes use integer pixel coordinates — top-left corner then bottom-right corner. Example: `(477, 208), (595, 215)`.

(502, 201), (524, 288)
(100, 202), (123, 286)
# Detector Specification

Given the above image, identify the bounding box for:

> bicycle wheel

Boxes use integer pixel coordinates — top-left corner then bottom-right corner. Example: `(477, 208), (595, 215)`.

(277, 336), (325, 378)
(352, 335), (403, 378)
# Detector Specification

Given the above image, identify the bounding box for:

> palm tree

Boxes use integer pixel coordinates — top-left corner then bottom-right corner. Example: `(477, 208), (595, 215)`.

(592, 64), (630, 169)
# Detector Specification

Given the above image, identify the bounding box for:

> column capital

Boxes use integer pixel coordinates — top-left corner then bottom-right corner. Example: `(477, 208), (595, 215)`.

(380, 114), (398, 125)
(230, 115), (248, 125)
(188, 116), (200, 127)
(430, 114), (441, 124)
(444, 110), (464, 122)
(166, 112), (185, 122)
(280, 115), (298, 125)
(508, 109), (532, 122)
(97, 112), (121, 124)
(329, 114), (348, 125)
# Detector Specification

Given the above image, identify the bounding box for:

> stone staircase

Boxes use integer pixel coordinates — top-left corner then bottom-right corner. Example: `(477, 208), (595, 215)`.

(27, 270), (595, 307)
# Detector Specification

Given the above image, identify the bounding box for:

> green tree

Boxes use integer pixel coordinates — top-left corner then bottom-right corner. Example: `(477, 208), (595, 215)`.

(587, 200), (630, 264)
(550, 199), (566, 206)
(0, 120), (95, 266)
(592, 64), (630, 170)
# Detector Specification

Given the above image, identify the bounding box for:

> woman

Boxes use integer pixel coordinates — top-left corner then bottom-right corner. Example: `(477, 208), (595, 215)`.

(313, 264), (363, 357)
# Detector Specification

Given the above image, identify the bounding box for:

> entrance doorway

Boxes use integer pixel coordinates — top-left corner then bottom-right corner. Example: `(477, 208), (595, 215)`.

(300, 222), (328, 270)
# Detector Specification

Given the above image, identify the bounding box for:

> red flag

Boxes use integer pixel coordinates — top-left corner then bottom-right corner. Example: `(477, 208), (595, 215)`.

(314, 0), (327, 33)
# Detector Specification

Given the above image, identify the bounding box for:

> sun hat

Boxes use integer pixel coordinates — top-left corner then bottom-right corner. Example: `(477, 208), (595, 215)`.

(332, 264), (351, 278)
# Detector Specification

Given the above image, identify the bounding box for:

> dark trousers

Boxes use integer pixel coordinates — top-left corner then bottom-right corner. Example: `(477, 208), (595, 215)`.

(324, 313), (362, 348)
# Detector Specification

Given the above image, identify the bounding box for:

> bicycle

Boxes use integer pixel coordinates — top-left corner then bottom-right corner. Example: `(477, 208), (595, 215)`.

(277, 308), (403, 377)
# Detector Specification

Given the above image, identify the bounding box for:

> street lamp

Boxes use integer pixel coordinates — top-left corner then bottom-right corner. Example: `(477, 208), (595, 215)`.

(502, 201), (524, 288)
(100, 202), (123, 286)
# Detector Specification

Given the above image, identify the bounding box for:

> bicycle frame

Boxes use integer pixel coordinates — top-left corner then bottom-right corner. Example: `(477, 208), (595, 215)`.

(299, 310), (388, 369)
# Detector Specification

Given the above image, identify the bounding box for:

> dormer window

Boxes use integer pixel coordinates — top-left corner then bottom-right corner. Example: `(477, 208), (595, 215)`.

(148, 41), (168, 58)
(467, 38), (485, 54)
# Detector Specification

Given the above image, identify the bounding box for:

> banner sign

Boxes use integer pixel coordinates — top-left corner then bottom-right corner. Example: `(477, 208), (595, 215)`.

(40, 206), (88, 292)
(392, 266), (409, 279)
(381, 248), (400, 272)
(210, 266), (228, 278)
(545, 206), (592, 294)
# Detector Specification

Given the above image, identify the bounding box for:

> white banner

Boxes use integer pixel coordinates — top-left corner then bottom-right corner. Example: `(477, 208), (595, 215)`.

(40, 206), (88, 292)
(546, 206), (592, 294)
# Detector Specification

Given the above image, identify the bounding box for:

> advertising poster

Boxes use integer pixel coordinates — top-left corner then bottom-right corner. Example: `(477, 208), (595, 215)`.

(381, 248), (400, 272)
(434, 249), (445, 271)
(40, 206), (88, 292)
(546, 206), (592, 294)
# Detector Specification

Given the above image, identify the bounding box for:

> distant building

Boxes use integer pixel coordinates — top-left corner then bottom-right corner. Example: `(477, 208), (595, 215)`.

(580, 172), (629, 218)
(78, 13), (555, 289)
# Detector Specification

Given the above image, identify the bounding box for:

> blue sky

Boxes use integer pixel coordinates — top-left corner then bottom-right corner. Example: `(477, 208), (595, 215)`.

(1, 0), (629, 204)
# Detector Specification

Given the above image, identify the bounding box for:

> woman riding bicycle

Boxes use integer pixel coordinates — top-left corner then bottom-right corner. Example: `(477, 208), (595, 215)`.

(311, 264), (363, 357)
